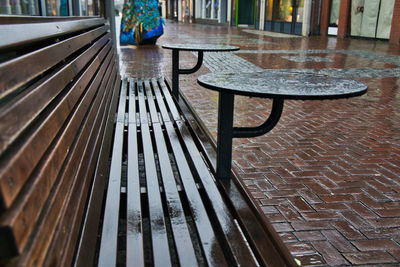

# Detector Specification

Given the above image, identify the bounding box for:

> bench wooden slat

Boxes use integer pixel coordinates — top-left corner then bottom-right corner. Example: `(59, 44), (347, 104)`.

(163, 121), (228, 267)
(0, 26), (108, 101)
(175, 120), (259, 266)
(97, 78), (127, 267)
(150, 79), (171, 122)
(126, 78), (145, 267)
(0, 18), (107, 50)
(146, 83), (198, 266)
(143, 80), (159, 124)
(0, 46), (114, 257)
(0, 38), (112, 211)
(139, 79), (172, 266)
(158, 78), (181, 121)
(137, 81), (149, 125)
(75, 76), (121, 267)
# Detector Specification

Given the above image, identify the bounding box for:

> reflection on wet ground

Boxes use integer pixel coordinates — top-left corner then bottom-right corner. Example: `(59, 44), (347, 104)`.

(118, 19), (400, 266)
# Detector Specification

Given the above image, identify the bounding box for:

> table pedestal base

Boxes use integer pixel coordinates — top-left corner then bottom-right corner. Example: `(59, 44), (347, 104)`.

(216, 94), (284, 180)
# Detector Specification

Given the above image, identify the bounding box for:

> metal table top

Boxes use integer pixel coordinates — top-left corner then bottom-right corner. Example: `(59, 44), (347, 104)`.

(162, 43), (240, 52)
(197, 71), (368, 100)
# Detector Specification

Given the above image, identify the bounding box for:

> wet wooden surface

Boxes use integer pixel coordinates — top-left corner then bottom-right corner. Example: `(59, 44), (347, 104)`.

(0, 17), (118, 266)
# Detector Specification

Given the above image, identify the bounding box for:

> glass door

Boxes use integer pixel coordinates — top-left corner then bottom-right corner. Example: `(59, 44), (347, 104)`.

(237, 0), (254, 26)
(328, 0), (340, 35)
(263, 0), (303, 35)
(350, 0), (395, 39)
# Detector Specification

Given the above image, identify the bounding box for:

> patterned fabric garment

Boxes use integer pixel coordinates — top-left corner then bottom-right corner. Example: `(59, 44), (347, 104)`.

(120, 0), (164, 45)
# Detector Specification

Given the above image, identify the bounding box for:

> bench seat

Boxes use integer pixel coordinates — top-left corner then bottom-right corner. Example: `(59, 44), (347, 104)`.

(77, 77), (296, 266)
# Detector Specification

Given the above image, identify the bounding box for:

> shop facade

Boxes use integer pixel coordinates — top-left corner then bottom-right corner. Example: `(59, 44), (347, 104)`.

(320, 0), (400, 43)
(254, 0), (400, 43)
(165, 0), (229, 24)
(259, 0), (306, 35)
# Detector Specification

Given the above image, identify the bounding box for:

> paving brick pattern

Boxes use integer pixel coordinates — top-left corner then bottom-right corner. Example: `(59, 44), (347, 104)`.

(119, 20), (400, 266)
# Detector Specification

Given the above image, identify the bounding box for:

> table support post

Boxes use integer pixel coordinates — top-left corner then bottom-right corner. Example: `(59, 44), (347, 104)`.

(216, 92), (235, 180)
(233, 98), (284, 138)
(179, 51), (204, 74)
(172, 49), (179, 100)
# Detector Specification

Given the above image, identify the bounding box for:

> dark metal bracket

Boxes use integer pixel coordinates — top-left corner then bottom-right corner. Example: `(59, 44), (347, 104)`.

(172, 50), (204, 99)
(233, 98), (284, 138)
(179, 51), (204, 74)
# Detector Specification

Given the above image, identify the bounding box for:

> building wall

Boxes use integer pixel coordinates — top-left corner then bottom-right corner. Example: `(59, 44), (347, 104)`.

(337, 0), (350, 38)
(310, 0), (321, 35)
(320, 0), (331, 36)
(390, 0), (400, 44)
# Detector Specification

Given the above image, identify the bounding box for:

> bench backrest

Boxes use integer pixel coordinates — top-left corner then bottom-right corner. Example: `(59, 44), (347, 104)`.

(0, 16), (118, 266)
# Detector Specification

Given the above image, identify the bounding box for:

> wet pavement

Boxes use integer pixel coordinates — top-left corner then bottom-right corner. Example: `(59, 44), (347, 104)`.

(118, 19), (400, 266)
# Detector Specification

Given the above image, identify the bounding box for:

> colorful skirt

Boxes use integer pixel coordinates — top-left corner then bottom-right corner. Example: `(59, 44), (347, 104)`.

(120, 0), (164, 45)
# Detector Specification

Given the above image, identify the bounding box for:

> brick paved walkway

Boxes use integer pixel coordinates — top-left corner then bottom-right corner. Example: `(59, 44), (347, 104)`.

(119, 20), (400, 266)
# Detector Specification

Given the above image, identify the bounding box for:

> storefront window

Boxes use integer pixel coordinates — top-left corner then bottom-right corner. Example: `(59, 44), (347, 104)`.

(88, 0), (99, 15)
(80, 0), (87, 15)
(199, 0), (220, 21)
(213, 0), (218, 19)
(205, 0), (211, 18)
(277, 0), (292, 22)
(296, 0), (304, 23)
(0, 0), (39, 15)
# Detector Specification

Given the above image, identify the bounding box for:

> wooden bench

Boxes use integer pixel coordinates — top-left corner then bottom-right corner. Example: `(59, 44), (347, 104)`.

(0, 16), (297, 267)
(0, 16), (119, 266)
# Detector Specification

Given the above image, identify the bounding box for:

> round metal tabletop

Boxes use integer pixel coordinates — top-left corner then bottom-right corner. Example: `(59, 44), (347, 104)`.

(162, 43), (240, 52)
(197, 71), (368, 100)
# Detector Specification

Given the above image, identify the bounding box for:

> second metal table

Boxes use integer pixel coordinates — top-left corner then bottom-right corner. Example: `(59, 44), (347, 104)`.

(197, 71), (368, 180)
(162, 43), (239, 99)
